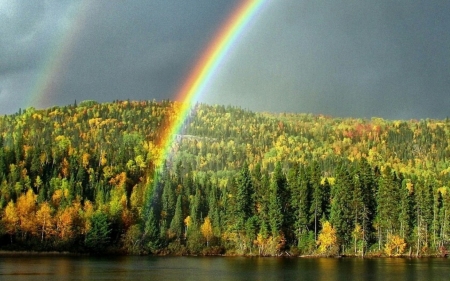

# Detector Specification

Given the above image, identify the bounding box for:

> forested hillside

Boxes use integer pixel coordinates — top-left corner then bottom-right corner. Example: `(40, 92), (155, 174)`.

(0, 100), (449, 256)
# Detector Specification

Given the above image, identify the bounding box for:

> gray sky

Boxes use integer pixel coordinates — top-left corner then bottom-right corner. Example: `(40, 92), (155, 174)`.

(1, 0), (449, 119)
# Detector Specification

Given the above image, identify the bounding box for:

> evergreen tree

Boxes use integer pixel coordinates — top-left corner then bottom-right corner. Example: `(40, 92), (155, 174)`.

(375, 166), (400, 249)
(268, 175), (283, 237)
(330, 164), (354, 251)
(289, 164), (310, 243)
(161, 178), (176, 225)
(309, 161), (324, 240)
(144, 207), (160, 252)
(235, 163), (255, 228)
(169, 195), (184, 241)
(85, 212), (111, 252)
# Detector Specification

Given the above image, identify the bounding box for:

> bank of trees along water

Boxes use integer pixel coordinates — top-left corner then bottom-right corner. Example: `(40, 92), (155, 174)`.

(0, 100), (450, 256)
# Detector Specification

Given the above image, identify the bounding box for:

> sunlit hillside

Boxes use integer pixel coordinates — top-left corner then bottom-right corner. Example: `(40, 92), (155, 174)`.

(0, 100), (449, 256)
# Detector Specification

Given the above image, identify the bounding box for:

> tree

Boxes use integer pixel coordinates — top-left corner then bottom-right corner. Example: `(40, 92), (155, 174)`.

(35, 202), (54, 242)
(200, 216), (213, 246)
(235, 164), (255, 227)
(161, 178), (176, 225)
(317, 220), (338, 256)
(85, 212), (111, 252)
(309, 161), (324, 241)
(268, 178), (283, 237)
(169, 195), (184, 241)
(2, 200), (19, 243)
(123, 224), (143, 254)
(288, 166), (305, 230)
(16, 189), (37, 239)
(375, 167), (400, 250)
(384, 234), (406, 256)
(56, 205), (78, 241)
(330, 166), (354, 251)
(143, 207), (160, 253)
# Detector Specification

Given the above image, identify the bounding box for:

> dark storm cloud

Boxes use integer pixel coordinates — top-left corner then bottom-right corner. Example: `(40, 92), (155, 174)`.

(0, 0), (44, 74)
(33, 0), (240, 106)
(0, 0), (239, 112)
(203, 0), (450, 119)
(1, 0), (449, 119)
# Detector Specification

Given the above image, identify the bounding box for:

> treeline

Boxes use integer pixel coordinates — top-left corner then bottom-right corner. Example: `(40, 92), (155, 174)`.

(0, 100), (449, 256)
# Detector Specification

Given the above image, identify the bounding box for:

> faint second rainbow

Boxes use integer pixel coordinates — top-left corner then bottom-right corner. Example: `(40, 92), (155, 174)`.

(152, 0), (267, 173)
(26, 1), (91, 109)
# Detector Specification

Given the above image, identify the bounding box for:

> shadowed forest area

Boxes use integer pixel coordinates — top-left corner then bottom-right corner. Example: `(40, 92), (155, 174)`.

(0, 100), (449, 257)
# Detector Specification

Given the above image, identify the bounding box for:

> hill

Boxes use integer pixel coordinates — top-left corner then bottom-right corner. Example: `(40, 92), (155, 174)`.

(0, 100), (449, 256)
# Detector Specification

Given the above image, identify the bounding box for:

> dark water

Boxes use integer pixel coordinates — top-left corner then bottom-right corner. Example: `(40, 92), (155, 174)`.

(0, 255), (449, 281)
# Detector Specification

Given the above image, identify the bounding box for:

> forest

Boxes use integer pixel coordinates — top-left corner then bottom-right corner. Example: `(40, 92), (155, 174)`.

(0, 99), (450, 257)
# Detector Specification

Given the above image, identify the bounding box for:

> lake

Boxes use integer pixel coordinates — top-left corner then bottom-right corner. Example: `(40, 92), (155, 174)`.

(0, 255), (449, 281)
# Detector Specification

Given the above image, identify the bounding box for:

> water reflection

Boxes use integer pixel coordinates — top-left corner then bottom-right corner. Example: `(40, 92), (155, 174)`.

(0, 255), (448, 281)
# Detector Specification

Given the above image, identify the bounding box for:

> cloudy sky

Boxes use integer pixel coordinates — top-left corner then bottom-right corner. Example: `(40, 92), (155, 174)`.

(1, 0), (449, 119)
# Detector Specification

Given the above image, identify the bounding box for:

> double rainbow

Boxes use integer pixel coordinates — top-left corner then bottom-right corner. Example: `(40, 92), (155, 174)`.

(26, 0), (267, 183)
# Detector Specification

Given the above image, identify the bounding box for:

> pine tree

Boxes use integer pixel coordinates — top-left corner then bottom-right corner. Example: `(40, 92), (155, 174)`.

(161, 179), (176, 225)
(268, 176), (283, 237)
(85, 212), (111, 252)
(330, 164), (354, 251)
(272, 162), (290, 236)
(235, 163), (255, 228)
(144, 207), (160, 252)
(169, 195), (184, 241)
(375, 166), (400, 250)
(309, 161), (323, 240)
(289, 164), (310, 244)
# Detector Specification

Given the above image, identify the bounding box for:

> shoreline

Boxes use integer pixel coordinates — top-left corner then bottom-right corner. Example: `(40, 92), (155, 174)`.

(0, 250), (447, 259)
(0, 250), (88, 256)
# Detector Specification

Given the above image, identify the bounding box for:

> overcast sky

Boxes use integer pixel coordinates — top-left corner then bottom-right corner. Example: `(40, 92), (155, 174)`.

(1, 0), (449, 119)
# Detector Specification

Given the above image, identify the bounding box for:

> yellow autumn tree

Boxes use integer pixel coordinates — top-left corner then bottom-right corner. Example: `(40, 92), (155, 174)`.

(317, 220), (338, 256)
(184, 216), (192, 230)
(16, 189), (37, 239)
(253, 233), (281, 256)
(56, 206), (76, 240)
(36, 202), (54, 242)
(82, 200), (95, 235)
(384, 234), (406, 256)
(2, 201), (19, 243)
(200, 216), (213, 246)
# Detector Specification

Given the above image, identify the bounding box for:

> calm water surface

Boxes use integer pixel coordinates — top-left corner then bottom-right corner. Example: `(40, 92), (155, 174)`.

(0, 255), (448, 281)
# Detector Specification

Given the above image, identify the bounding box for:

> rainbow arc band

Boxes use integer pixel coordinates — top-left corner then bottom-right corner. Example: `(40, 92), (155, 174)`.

(28, 1), (92, 109)
(153, 0), (266, 176)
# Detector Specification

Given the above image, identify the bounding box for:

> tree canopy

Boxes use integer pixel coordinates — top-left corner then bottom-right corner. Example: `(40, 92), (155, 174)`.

(0, 100), (449, 256)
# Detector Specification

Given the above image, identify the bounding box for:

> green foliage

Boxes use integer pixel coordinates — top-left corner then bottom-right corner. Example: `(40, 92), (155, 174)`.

(85, 212), (110, 252)
(169, 195), (183, 240)
(0, 100), (449, 256)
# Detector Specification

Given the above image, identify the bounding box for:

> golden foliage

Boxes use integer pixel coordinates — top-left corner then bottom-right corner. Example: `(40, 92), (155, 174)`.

(200, 217), (213, 245)
(82, 153), (90, 168)
(253, 234), (283, 256)
(16, 189), (37, 236)
(36, 202), (54, 241)
(2, 201), (19, 237)
(184, 216), (192, 229)
(55, 205), (79, 240)
(384, 234), (406, 256)
(317, 221), (338, 255)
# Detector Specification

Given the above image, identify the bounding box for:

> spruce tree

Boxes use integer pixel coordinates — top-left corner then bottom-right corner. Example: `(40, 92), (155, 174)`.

(170, 195), (184, 241)
(309, 161), (323, 240)
(235, 164), (255, 228)
(268, 176), (283, 237)
(330, 164), (354, 251)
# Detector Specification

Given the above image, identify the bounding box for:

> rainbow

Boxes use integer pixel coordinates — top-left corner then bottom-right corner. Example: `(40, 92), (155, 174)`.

(152, 0), (267, 174)
(27, 1), (92, 109)
(26, 0), (266, 184)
